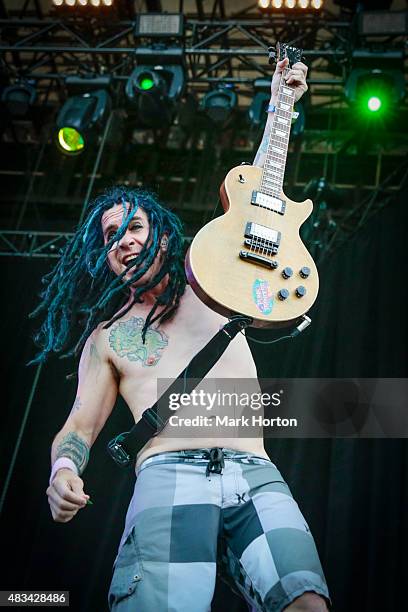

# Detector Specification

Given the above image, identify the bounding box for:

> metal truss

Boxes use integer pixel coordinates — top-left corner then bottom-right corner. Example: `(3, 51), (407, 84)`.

(0, 230), (74, 258)
(1, 13), (395, 105)
(0, 229), (193, 258)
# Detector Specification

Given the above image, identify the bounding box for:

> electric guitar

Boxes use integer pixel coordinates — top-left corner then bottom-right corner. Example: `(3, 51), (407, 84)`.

(185, 43), (319, 328)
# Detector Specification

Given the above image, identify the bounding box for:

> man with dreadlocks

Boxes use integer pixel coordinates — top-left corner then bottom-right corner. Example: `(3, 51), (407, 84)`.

(39, 59), (330, 612)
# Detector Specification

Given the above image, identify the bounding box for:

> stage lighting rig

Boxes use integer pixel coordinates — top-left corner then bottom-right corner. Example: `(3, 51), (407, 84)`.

(56, 89), (111, 155)
(201, 85), (237, 125)
(345, 51), (405, 121)
(125, 48), (185, 128)
(51, 0), (116, 14)
(257, 0), (324, 13)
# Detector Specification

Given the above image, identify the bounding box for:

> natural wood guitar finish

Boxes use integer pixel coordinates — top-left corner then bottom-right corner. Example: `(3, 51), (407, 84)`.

(186, 43), (319, 329)
(186, 164), (319, 328)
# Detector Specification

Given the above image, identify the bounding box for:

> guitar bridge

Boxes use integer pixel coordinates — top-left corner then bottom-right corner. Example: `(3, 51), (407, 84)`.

(239, 250), (278, 269)
(244, 238), (277, 255)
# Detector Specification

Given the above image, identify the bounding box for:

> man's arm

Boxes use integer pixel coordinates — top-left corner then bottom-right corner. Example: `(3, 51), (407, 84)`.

(253, 58), (308, 168)
(46, 328), (118, 523)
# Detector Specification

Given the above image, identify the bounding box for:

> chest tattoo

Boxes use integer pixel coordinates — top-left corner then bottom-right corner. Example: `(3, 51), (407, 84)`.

(109, 316), (169, 367)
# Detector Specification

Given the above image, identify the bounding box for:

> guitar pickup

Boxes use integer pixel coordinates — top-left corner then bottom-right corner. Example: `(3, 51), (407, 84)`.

(251, 191), (285, 215)
(244, 221), (281, 252)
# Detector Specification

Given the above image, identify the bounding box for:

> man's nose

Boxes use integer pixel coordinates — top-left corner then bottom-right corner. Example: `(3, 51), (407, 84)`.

(118, 230), (135, 248)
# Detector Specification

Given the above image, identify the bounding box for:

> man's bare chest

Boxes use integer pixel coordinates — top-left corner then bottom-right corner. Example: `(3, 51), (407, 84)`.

(99, 288), (257, 413)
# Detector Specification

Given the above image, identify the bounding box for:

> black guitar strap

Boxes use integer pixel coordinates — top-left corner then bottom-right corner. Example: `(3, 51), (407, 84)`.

(107, 315), (253, 468)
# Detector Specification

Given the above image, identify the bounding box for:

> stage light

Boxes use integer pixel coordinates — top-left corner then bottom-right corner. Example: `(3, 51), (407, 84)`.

(52, 0), (64, 5)
(135, 14), (184, 38)
(55, 89), (111, 155)
(78, 0), (88, 6)
(248, 79), (270, 128)
(65, 0), (76, 6)
(201, 85), (237, 125)
(298, 0), (309, 8)
(345, 67), (404, 120)
(285, 0), (296, 8)
(258, 0), (270, 8)
(90, 0), (101, 6)
(138, 73), (155, 91)
(102, 0), (113, 5)
(271, 0), (283, 7)
(367, 96), (381, 112)
(1, 80), (37, 116)
(58, 128), (84, 154)
(126, 63), (185, 127)
(311, 0), (322, 8)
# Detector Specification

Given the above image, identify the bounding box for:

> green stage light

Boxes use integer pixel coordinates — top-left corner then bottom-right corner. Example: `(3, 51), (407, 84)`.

(345, 67), (404, 121)
(138, 75), (154, 91)
(58, 127), (85, 153)
(126, 64), (185, 127)
(367, 96), (381, 112)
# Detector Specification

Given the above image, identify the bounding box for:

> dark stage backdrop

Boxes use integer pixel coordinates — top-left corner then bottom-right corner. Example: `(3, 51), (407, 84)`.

(0, 186), (407, 612)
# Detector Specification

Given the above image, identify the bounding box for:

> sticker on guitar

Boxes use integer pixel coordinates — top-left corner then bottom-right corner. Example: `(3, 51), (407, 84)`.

(252, 279), (274, 315)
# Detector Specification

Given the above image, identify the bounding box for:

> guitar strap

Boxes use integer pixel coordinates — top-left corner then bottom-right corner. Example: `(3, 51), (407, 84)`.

(107, 315), (253, 468)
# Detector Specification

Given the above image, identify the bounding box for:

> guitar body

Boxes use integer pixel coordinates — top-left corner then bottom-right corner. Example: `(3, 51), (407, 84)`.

(185, 164), (319, 328)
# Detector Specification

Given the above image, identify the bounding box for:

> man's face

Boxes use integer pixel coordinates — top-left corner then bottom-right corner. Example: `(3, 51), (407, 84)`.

(101, 203), (164, 286)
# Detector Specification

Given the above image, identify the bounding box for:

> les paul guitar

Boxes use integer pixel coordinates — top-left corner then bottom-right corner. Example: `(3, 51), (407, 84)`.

(185, 42), (319, 328)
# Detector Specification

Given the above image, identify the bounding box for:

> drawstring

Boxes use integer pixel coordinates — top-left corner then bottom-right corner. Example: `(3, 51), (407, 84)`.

(204, 448), (225, 477)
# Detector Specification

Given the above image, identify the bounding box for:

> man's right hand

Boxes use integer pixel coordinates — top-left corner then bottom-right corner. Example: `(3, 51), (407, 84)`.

(46, 468), (90, 523)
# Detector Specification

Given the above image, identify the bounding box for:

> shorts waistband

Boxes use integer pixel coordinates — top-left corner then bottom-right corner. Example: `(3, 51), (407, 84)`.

(137, 448), (272, 476)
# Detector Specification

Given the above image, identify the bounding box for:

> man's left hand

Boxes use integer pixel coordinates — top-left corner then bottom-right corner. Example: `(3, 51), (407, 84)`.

(270, 58), (308, 104)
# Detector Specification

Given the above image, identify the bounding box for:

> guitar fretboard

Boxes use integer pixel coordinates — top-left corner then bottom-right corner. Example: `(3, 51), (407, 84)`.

(260, 68), (295, 198)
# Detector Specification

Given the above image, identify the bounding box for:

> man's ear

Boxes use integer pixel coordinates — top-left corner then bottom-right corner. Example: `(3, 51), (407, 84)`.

(160, 235), (169, 251)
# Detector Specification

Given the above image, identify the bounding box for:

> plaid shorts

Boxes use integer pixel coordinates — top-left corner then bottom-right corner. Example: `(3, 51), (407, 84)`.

(108, 449), (330, 612)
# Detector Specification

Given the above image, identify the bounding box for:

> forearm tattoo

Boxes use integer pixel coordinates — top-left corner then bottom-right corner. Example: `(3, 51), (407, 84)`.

(56, 432), (90, 475)
(253, 125), (271, 167)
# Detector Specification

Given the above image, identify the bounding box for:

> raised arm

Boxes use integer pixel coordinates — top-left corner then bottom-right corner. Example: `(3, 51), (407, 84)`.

(46, 328), (118, 523)
(253, 57), (308, 168)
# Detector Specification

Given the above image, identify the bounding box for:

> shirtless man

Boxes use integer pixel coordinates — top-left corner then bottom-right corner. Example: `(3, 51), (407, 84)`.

(42, 59), (330, 611)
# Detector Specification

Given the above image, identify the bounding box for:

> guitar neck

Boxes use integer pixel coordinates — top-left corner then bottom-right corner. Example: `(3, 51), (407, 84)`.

(260, 67), (296, 198)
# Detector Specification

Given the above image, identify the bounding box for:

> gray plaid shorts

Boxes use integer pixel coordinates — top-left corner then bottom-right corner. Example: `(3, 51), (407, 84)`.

(108, 448), (330, 612)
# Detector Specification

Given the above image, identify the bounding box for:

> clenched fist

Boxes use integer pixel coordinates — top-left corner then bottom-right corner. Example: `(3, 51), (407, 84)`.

(47, 468), (90, 523)
(271, 57), (308, 104)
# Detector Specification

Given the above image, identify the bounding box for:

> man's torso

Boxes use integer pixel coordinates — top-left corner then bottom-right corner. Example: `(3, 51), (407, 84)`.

(97, 285), (267, 466)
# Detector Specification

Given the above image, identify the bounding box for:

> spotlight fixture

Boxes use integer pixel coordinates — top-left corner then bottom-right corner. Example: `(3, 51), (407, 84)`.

(56, 89), (111, 155)
(201, 85), (237, 125)
(248, 79), (270, 128)
(125, 61), (185, 127)
(345, 51), (405, 120)
(135, 13), (184, 38)
(1, 80), (37, 116)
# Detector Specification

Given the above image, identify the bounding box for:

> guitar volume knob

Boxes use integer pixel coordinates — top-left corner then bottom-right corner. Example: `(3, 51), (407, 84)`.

(295, 286), (306, 298)
(300, 266), (311, 279)
(282, 267), (293, 279)
(278, 288), (289, 301)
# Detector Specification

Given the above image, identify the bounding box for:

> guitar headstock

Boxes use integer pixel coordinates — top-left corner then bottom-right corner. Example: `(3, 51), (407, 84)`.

(268, 42), (303, 68)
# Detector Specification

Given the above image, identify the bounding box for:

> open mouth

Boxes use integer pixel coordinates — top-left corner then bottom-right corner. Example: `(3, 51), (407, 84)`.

(123, 255), (139, 266)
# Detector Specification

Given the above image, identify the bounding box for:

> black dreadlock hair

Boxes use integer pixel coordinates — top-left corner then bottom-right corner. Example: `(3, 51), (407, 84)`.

(29, 185), (186, 364)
